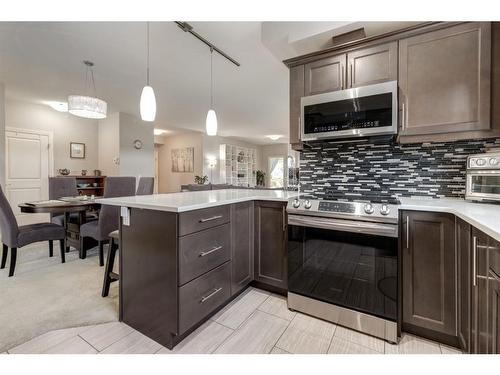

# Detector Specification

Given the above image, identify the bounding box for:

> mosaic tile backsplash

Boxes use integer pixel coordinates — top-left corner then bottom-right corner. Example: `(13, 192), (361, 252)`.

(299, 137), (500, 203)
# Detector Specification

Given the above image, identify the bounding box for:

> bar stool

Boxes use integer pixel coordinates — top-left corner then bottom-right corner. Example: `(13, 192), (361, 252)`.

(101, 230), (119, 297)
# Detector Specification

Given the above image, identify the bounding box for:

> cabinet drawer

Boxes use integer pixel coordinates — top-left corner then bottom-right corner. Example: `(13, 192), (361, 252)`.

(179, 224), (231, 285)
(179, 205), (230, 236)
(178, 262), (231, 334)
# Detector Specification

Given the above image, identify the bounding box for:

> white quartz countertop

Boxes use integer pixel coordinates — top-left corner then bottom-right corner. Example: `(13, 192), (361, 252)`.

(399, 197), (500, 242)
(97, 189), (298, 213)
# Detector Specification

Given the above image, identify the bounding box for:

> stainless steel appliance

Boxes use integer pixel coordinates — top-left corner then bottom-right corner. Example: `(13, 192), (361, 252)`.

(300, 80), (398, 141)
(287, 198), (399, 343)
(466, 151), (500, 202)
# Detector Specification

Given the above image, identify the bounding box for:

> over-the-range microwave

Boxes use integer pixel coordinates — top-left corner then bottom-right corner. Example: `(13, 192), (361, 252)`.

(300, 80), (398, 141)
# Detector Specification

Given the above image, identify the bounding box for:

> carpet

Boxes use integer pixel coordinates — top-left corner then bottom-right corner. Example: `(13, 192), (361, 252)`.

(0, 242), (119, 352)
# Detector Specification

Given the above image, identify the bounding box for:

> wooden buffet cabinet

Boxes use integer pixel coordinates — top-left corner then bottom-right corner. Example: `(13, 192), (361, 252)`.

(401, 210), (500, 353)
(286, 22), (500, 150)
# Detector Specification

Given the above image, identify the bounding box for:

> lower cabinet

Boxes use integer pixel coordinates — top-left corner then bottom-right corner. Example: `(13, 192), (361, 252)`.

(489, 267), (500, 354)
(457, 218), (472, 352)
(401, 211), (457, 344)
(230, 202), (254, 295)
(471, 228), (489, 353)
(253, 201), (288, 291)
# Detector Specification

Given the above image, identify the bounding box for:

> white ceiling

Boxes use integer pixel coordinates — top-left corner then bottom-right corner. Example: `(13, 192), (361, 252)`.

(0, 21), (419, 145)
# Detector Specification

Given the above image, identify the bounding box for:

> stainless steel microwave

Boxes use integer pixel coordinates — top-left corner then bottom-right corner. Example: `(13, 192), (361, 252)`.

(300, 80), (398, 141)
(466, 152), (500, 202)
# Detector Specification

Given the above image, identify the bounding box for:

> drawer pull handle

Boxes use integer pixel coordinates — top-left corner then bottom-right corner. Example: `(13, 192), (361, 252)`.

(199, 245), (223, 257)
(200, 287), (222, 303)
(199, 215), (223, 223)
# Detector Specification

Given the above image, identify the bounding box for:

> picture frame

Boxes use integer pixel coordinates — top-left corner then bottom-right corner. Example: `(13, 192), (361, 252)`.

(70, 142), (86, 159)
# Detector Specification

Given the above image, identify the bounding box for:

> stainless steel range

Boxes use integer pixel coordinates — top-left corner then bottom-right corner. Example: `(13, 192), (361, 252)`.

(287, 198), (399, 343)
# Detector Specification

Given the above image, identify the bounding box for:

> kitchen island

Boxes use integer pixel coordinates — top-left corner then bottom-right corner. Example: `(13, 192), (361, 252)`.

(97, 189), (298, 349)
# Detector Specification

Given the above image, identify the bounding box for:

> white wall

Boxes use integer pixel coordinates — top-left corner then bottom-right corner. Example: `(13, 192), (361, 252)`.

(118, 112), (154, 178)
(5, 99), (99, 173)
(202, 134), (263, 184)
(158, 131), (203, 193)
(0, 84), (5, 187)
(98, 113), (120, 176)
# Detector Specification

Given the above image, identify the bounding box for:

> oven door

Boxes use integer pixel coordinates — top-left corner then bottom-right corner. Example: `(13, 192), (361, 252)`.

(288, 215), (398, 321)
(466, 171), (500, 201)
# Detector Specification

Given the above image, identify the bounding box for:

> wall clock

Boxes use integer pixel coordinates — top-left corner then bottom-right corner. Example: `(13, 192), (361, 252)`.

(133, 139), (143, 149)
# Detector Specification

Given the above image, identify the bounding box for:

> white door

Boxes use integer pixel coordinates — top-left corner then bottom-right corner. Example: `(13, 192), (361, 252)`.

(5, 129), (51, 226)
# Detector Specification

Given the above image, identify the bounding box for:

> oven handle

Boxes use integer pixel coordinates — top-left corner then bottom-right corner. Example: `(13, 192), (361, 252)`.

(288, 214), (398, 238)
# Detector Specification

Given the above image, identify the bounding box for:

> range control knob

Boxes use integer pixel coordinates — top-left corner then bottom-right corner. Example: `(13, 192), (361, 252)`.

(476, 158), (487, 166)
(304, 200), (312, 209)
(292, 199), (301, 208)
(364, 203), (374, 214)
(489, 157), (499, 166)
(380, 204), (391, 216)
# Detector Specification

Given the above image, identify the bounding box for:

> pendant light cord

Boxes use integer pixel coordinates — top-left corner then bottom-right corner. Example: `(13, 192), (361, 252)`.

(210, 47), (214, 109)
(147, 22), (150, 85)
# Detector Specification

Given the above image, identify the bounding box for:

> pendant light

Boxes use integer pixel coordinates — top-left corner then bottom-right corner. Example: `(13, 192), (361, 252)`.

(206, 47), (218, 136)
(140, 22), (156, 122)
(68, 60), (107, 119)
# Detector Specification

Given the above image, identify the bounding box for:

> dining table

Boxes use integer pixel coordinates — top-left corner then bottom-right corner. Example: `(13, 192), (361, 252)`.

(18, 199), (100, 257)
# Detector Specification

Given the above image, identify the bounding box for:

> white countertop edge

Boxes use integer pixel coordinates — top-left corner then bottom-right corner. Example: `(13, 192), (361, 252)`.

(398, 198), (500, 242)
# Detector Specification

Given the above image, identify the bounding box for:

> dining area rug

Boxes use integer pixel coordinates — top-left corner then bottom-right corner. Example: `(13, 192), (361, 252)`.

(0, 242), (118, 352)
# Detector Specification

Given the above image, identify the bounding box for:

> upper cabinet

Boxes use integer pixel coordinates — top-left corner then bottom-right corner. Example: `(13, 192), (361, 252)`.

(304, 54), (346, 95)
(398, 22), (491, 138)
(347, 42), (398, 88)
(289, 65), (304, 148)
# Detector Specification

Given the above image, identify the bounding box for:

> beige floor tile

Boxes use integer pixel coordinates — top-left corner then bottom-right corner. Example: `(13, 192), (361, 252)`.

(157, 321), (233, 354)
(270, 346), (290, 354)
(8, 326), (93, 354)
(213, 287), (270, 329)
(440, 344), (463, 354)
(43, 336), (97, 354)
(215, 311), (289, 354)
(275, 313), (336, 354)
(79, 322), (134, 351)
(258, 294), (296, 321)
(328, 337), (379, 354)
(100, 330), (162, 354)
(334, 326), (384, 353)
(385, 334), (441, 354)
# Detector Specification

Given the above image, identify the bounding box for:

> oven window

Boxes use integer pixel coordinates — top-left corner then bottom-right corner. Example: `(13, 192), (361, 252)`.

(303, 93), (392, 135)
(470, 175), (500, 195)
(288, 225), (397, 321)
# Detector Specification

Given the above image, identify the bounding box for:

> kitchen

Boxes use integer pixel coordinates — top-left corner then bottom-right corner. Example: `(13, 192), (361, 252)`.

(96, 21), (500, 354)
(1, 2), (500, 373)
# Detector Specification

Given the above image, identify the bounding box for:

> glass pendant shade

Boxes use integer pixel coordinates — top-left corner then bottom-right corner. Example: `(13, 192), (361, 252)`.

(140, 85), (156, 122)
(206, 109), (218, 136)
(68, 95), (107, 119)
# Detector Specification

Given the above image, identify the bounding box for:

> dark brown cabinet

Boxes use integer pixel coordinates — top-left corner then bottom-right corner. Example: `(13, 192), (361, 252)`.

(471, 228), (490, 354)
(398, 22), (491, 139)
(402, 211), (457, 344)
(289, 65), (305, 149)
(347, 42), (398, 88)
(457, 218), (472, 352)
(230, 202), (254, 295)
(254, 201), (287, 291)
(489, 268), (500, 353)
(304, 54), (346, 96)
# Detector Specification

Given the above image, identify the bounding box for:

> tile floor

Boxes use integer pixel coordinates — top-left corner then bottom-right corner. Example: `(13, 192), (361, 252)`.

(4, 287), (463, 354)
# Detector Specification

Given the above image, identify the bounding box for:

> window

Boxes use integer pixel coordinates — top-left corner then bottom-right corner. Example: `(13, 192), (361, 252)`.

(268, 157), (284, 188)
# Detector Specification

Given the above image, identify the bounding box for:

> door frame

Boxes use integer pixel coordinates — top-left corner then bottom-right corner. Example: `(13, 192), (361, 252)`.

(5, 127), (55, 177)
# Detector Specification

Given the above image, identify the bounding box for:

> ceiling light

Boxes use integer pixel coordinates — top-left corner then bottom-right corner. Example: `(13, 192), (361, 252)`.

(154, 128), (167, 135)
(68, 60), (107, 119)
(140, 22), (156, 122)
(46, 101), (68, 112)
(266, 135), (282, 141)
(206, 48), (218, 136)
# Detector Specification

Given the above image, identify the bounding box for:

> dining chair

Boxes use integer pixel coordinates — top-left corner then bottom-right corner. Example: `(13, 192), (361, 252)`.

(49, 177), (78, 226)
(79, 177), (136, 266)
(0, 186), (66, 277)
(102, 177), (154, 297)
(136, 177), (154, 195)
